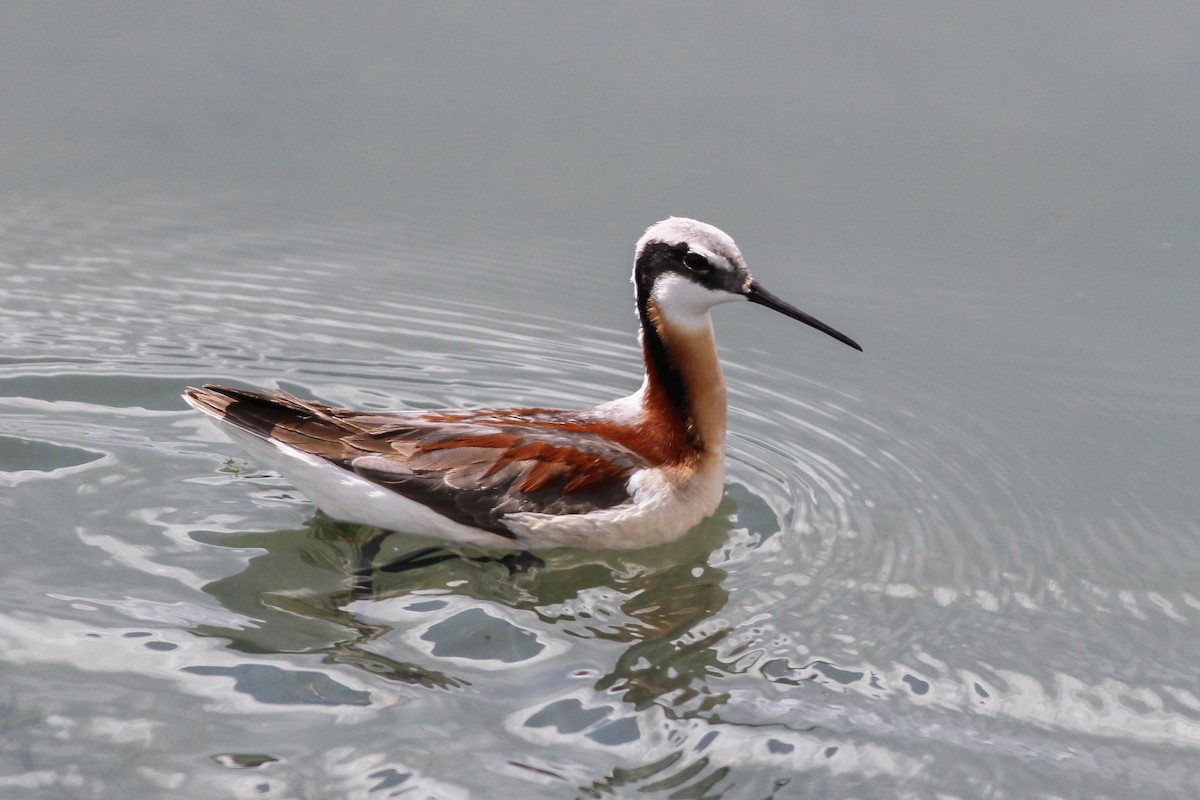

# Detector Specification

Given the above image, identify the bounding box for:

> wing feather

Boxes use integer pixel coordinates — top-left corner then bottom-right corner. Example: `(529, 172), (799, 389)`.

(186, 385), (649, 537)
(350, 423), (646, 535)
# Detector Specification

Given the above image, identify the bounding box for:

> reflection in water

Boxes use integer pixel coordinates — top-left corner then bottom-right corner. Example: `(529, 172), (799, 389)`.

(185, 495), (829, 794)
(194, 519), (464, 691)
(192, 505), (734, 714)
(188, 503), (755, 793)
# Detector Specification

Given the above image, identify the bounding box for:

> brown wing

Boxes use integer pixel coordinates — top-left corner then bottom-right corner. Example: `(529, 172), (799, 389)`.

(184, 385), (647, 536)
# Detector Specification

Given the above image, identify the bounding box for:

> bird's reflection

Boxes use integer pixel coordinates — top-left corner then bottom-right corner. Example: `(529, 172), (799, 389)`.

(191, 495), (746, 710)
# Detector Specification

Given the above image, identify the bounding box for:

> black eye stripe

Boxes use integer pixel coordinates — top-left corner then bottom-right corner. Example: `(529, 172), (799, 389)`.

(635, 240), (736, 297)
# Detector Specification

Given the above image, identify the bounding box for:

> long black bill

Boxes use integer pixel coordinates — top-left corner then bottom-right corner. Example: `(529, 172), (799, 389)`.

(745, 280), (862, 352)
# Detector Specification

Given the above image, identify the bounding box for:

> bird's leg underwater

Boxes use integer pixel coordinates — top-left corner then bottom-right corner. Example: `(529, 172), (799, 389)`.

(351, 532), (544, 598)
(492, 551), (545, 575)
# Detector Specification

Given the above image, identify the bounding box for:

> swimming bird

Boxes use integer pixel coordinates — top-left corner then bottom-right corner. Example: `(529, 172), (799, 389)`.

(184, 217), (860, 551)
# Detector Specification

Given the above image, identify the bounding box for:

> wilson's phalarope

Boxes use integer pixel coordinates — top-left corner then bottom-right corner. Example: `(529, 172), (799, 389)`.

(185, 218), (860, 550)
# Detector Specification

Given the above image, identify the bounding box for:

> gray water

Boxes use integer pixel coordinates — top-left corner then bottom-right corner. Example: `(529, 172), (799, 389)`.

(2, 5), (1199, 798)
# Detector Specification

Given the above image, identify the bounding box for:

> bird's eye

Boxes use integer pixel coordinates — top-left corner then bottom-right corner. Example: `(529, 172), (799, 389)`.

(683, 252), (711, 273)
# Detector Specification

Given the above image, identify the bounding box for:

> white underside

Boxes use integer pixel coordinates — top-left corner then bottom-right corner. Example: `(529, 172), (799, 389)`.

(196, 412), (724, 551)
(503, 459), (724, 549)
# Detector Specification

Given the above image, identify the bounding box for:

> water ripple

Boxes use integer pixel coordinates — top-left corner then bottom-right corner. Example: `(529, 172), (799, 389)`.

(4, 200), (1198, 797)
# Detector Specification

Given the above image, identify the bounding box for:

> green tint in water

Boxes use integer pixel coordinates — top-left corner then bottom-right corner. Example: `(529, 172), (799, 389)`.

(0, 436), (101, 473)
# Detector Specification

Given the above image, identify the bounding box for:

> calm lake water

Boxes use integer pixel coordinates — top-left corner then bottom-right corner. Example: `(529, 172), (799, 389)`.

(2, 5), (1198, 799)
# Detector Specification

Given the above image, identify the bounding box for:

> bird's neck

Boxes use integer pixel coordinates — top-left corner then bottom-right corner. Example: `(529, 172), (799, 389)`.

(637, 298), (727, 464)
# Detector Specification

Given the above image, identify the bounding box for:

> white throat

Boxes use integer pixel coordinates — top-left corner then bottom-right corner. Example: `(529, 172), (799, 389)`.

(650, 273), (743, 330)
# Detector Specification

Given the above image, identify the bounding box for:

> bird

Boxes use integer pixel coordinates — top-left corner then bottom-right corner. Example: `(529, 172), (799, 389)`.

(184, 217), (861, 551)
